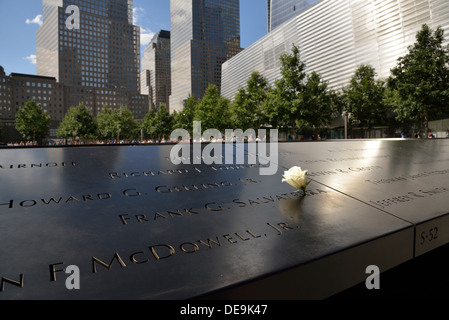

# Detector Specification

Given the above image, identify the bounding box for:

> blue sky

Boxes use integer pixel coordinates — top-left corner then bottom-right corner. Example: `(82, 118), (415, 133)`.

(0, 0), (268, 76)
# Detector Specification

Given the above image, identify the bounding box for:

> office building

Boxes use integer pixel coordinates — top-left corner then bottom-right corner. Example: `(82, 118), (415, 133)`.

(36, 0), (148, 118)
(169, 0), (242, 112)
(222, 0), (449, 100)
(0, 67), (13, 122)
(0, 70), (65, 139)
(141, 30), (171, 110)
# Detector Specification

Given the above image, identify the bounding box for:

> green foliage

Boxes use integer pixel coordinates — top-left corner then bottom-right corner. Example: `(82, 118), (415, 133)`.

(299, 72), (334, 134)
(15, 100), (51, 143)
(268, 44), (307, 138)
(96, 106), (138, 141)
(279, 44), (307, 95)
(142, 105), (173, 140)
(388, 24), (449, 137)
(230, 72), (269, 130)
(262, 45), (339, 138)
(57, 103), (97, 141)
(194, 85), (231, 132)
(141, 105), (173, 140)
(172, 95), (197, 135)
(343, 64), (388, 138)
(263, 84), (293, 130)
(141, 108), (156, 139)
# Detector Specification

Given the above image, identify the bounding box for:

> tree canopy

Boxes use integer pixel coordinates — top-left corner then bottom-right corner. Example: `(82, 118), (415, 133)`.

(172, 95), (197, 135)
(96, 106), (138, 141)
(299, 71), (335, 135)
(231, 72), (270, 131)
(343, 64), (388, 138)
(15, 100), (51, 143)
(57, 103), (97, 141)
(142, 104), (173, 141)
(194, 85), (231, 132)
(388, 24), (449, 138)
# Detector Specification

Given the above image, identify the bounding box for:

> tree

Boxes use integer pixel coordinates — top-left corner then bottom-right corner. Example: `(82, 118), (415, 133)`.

(231, 72), (270, 130)
(141, 108), (157, 140)
(388, 24), (449, 138)
(263, 85), (291, 132)
(97, 106), (137, 141)
(172, 94), (197, 135)
(142, 105), (174, 141)
(231, 87), (250, 130)
(343, 64), (387, 138)
(96, 107), (115, 141)
(57, 103), (97, 142)
(267, 44), (307, 139)
(155, 105), (174, 140)
(194, 84), (231, 132)
(299, 71), (334, 136)
(15, 100), (50, 143)
(329, 89), (345, 118)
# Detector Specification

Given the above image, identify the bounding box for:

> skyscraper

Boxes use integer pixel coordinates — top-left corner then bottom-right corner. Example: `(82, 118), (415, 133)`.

(169, 0), (241, 112)
(267, 0), (321, 32)
(36, 0), (147, 118)
(141, 30), (171, 110)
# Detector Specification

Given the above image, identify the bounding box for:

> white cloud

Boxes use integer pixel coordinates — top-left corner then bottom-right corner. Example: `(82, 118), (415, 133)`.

(26, 15), (43, 26)
(24, 54), (37, 65)
(133, 7), (145, 24)
(133, 7), (155, 47)
(140, 27), (155, 47)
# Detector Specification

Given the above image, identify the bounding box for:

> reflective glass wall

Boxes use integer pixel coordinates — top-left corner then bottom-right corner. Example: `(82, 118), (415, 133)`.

(141, 30), (171, 110)
(170, 0), (241, 112)
(37, 0), (140, 92)
(222, 0), (449, 100)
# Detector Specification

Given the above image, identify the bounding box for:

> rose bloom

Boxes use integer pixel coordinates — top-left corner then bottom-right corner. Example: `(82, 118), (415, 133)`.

(282, 166), (310, 190)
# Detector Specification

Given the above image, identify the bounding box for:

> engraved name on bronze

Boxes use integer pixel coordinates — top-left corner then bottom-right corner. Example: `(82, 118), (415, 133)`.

(369, 187), (449, 209)
(365, 169), (449, 185)
(0, 178), (260, 211)
(109, 167), (199, 179)
(108, 163), (268, 180)
(0, 193), (112, 209)
(119, 188), (328, 226)
(0, 222), (299, 293)
(0, 162), (76, 170)
(308, 166), (382, 177)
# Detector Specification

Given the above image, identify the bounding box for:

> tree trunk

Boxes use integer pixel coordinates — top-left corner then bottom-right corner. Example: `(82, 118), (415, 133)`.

(417, 112), (422, 139)
(424, 105), (430, 139)
(291, 120), (296, 141)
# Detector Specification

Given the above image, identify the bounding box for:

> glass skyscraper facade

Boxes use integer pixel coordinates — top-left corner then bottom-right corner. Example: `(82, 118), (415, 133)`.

(36, 0), (147, 119)
(169, 0), (241, 112)
(268, 0), (321, 32)
(141, 30), (171, 110)
(37, 0), (140, 91)
(222, 0), (449, 100)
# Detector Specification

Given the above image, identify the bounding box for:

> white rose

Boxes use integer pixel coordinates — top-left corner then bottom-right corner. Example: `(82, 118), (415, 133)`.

(282, 166), (311, 191)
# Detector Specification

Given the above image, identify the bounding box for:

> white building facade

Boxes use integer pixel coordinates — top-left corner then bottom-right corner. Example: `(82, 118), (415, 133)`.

(222, 0), (449, 100)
